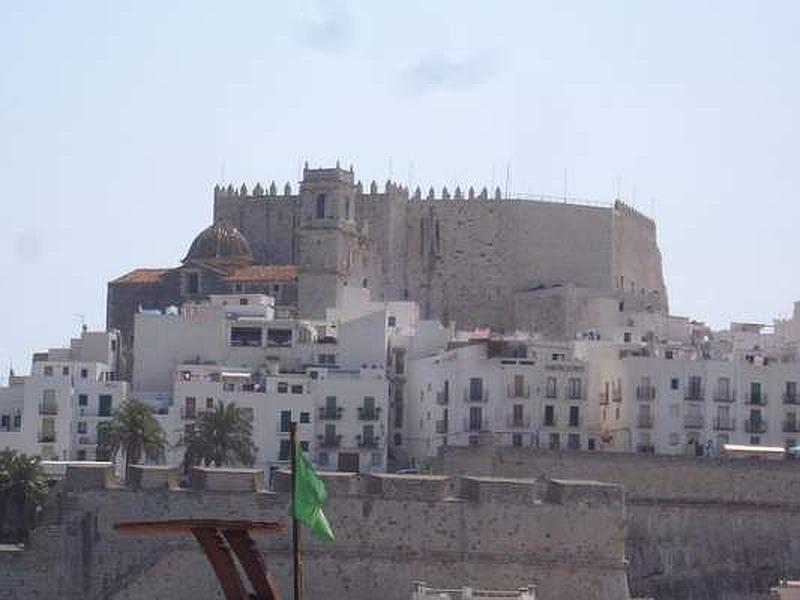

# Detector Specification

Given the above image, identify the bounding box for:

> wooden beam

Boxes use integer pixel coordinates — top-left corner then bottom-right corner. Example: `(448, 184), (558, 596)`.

(114, 519), (285, 535)
(223, 528), (280, 600)
(192, 527), (248, 600)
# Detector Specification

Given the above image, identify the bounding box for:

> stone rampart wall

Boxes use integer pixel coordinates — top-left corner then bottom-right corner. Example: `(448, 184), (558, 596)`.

(0, 465), (630, 600)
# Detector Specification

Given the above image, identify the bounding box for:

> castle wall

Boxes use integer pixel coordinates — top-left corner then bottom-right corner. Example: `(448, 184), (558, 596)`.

(0, 467), (630, 600)
(436, 446), (800, 599)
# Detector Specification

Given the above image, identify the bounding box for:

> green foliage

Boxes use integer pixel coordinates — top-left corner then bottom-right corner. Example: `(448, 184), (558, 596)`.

(181, 401), (257, 471)
(0, 449), (47, 542)
(97, 399), (166, 477)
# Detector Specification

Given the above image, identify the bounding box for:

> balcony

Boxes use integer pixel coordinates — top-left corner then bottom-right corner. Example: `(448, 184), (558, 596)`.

(598, 392), (610, 406)
(783, 421), (800, 433)
(39, 404), (58, 416)
(636, 386), (656, 401)
(78, 435), (97, 446)
(565, 390), (585, 401)
(435, 391), (449, 405)
(507, 384), (531, 399)
(745, 393), (768, 406)
(506, 415), (531, 429)
(464, 417), (489, 433)
(783, 393), (800, 405)
(636, 444), (656, 454)
(611, 388), (623, 403)
(435, 420), (449, 434)
(684, 388), (705, 402)
(713, 390), (736, 403)
(317, 434), (342, 448)
(463, 389), (489, 403)
(38, 433), (56, 443)
(542, 417), (557, 428)
(713, 417), (736, 431)
(357, 406), (382, 421)
(683, 414), (705, 429)
(744, 420), (767, 434)
(356, 434), (380, 448)
(181, 407), (197, 420)
(318, 407), (343, 420)
(637, 414), (654, 429)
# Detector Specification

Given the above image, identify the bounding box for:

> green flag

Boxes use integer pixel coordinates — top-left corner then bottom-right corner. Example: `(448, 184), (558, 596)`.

(290, 443), (335, 542)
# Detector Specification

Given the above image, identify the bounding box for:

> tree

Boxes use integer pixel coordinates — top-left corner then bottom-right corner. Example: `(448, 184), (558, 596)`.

(0, 450), (47, 542)
(181, 401), (257, 471)
(97, 399), (165, 479)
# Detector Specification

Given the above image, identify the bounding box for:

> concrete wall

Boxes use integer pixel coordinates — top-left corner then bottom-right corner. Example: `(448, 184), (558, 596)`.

(0, 465), (630, 600)
(436, 446), (800, 599)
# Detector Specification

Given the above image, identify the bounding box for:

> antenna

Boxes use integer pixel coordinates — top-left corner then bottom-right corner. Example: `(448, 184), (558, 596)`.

(563, 168), (568, 203)
(388, 157), (393, 181)
(504, 163), (511, 200)
(72, 313), (86, 333)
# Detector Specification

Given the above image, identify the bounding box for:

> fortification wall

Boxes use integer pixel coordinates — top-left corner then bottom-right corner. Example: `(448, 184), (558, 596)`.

(436, 447), (800, 599)
(0, 466), (630, 600)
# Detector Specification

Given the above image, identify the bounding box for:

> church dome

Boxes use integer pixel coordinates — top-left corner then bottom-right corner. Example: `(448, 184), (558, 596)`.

(183, 221), (253, 263)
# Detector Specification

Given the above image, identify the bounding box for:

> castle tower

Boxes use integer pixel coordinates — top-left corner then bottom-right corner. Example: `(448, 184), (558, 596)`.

(296, 165), (369, 318)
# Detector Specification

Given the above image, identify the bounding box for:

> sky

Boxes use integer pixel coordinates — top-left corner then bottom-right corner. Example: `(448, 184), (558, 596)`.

(1, 1), (800, 378)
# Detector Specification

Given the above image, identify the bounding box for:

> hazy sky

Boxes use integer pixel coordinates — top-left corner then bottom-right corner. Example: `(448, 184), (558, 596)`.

(2, 1), (800, 377)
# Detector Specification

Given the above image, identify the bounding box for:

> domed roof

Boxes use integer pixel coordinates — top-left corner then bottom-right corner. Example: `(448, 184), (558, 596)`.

(183, 221), (253, 263)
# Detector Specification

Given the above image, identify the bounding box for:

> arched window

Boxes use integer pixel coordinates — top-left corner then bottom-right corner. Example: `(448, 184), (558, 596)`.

(316, 194), (326, 219)
(345, 198), (351, 220)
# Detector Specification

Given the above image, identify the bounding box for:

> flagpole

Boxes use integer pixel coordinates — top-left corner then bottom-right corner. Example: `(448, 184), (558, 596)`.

(290, 421), (302, 600)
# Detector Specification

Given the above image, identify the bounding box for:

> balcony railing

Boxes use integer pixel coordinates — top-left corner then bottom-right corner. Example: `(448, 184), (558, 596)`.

(542, 417), (557, 427)
(745, 393), (768, 406)
(357, 406), (381, 421)
(783, 393), (800, 405)
(713, 390), (736, 403)
(464, 418), (489, 432)
(684, 388), (705, 401)
(683, 414), (705, 429)
(611, 389), (623, 403)
(713, 417), (736, 431)
(463, 389), (489, 403)
(38, 433), (56, 443)
(565, 390), (585, 401)
(783, 421), (800, 433)
(317, 434), (342, 448)
(744, 420), (767, 434)
(507, 384), (531, 399)
(318, 407), (344, 420)
(435, 420), (449, 434)
(78, 435), (97, 446)
(637, 414), (654, 429)
(435, 391), (449, 405)
(636, 444), (655, 454)
(356, 435), (380, 448)
(636, 386), (657, 401)
(39, 404), (58, 416)
(599, 392), (610, 406)
(506, 415), (531, 429)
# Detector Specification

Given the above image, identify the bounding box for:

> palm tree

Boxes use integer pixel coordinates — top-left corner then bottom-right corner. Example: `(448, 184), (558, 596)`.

(0, 449), (47, 542)
(181, 401), (257, 472)
(97, 399), (165, 479)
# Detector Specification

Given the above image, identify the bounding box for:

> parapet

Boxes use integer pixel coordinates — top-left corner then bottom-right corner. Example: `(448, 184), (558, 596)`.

(127, 465), (179, 491)
(189, 466), (264, 492)
(66, 463), (115, 491)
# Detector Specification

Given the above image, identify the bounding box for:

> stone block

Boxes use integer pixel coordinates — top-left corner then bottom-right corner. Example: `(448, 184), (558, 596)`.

(459, 476), (545, 505)
(66, 463), (113, 491)
(127, 465), (178, 490)
(366, 474), (451, 501)
(189, 467), (264, 492)
(545, 479), (624, 507)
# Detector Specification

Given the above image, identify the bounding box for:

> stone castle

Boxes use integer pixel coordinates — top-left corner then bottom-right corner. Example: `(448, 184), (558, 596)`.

(108, 163), (668, 371)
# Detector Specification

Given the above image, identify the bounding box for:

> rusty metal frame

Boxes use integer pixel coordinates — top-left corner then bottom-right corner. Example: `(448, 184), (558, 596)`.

(114, 519), (285, 600)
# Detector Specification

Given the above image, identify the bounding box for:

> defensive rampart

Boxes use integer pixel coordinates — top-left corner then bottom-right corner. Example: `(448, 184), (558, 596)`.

(436, 447), (800, 599)
(0, 465), (630, 600)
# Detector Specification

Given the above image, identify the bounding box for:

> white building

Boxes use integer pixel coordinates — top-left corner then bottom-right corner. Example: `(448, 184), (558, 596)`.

(0, 329), (127, 461)
(132, 291), (392, 473)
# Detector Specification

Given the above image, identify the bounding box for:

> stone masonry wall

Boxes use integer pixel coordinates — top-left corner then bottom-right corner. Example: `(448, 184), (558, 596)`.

(0, 466), (630, 600)
(436, 446), (800, 599)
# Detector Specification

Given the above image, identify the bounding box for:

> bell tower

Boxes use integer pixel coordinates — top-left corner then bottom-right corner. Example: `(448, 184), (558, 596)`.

(296, 163), (367, 318)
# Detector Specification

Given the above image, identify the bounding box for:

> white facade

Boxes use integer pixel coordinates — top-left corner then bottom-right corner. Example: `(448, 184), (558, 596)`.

(0, 329), (127, 461)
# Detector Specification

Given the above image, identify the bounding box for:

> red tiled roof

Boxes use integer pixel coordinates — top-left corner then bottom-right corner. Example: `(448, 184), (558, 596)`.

(110, 268), (169, 285)
(225, 265), (298, 283)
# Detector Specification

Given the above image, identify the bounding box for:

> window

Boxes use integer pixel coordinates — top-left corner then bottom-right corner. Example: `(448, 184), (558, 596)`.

(395, 350), (406, 375)
(0, 415), (8, 430)
(469, 377), (483, 401)
(469, 406), (483, 431)
(230, 327), (262, 348)
(62, 366), (69, 376)
(549, 433), (560, 450)
(279, 440), (290, 461)
(588, 438), (596, 451)
(98, 395), (113, 417)
(206, 397), (214, 409)
(280, 410), (291, 433)
(512, 433), (522, 447)
(544, 405), (555, 426)
(569, 406), (580, 427)
(512, 403), (524, 425)
(78, 394), (88, 407)
(13, 415), (20, 429)
(44, 366), (53, 376)
(750, 436), (760, 445)
(717, 377), (731, 400)
(687, 376), (703, 400)
(300, 441), (309, 452)
(318, 452), (329, 466)
(80, 368), (88, 379)
(277, 382), (288, 394)
(545, 377), (557, 399)
(267, 328), (293, 347)
(387, 316), (396, 327)
(316, 194), (326, 219)
(77, 422), (87, 434)
(300, 412), (310, 424)
(223, 382), (235, 392)
(317, 354), (336, 365)
(184, 397), (196, 419)
(186, 272), (200, 295)
(394, 432), (402, 446)
(77, 450), (87, 461)
(567, 434), (581, 450)
(670, 378), (679, 390)
(239, 297), (249, 306)
(291, 384), (304, 394)
(623, 332), (632, 343)
(665, 350), (674, 360)
(567, 378), (582, 400)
